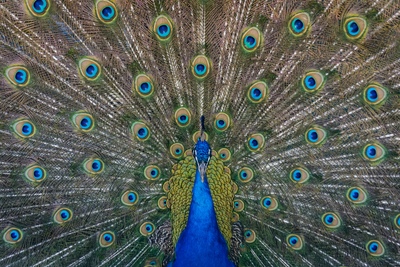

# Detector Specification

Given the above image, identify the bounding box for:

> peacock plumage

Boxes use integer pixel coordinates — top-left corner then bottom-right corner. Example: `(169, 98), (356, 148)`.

(0, 0), (400, 266)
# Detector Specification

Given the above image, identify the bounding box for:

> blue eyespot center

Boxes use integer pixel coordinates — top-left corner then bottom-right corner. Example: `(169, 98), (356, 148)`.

(289, 237), (298, 245)
(292, 170), (302, 181)
(140, 82), (152, 94)
(245, 230), (252, 237)
(22, 123), (33, 135)
(308, 130), (318, 142)
(103, 233), (112, 242)
(150, 168), (158, 177)
(145, 224), (153, 232)
(10, 230), (20, 240)
(15, 70), (27, 84)
(324, 215), (334, 224)
(157, 24), (170, 37)
(244, 35), (256, 49)
(92, 160), (102, 172)
(220, 153), (226, 159)
(347, 20), (360, 36)
(305, 76), (316, 89)
(217, 119), (226, 128)
(264, 198), (271, 207)
(366, 145), (377, 158)
(249, 138), (259, 149)
(137, 127), (148, 138)
(128, 192), (136, 202)
(33, 168), (43, 180)
(60, 210), (70, 220)
(234, 202), (239, 207)
(85, 64), (98, 78)
(80, 117), (92, 129)
(195, 64), (206, 75)
(292, 18), (304, 33)
(33, 0), (47, 13)
(369, 242), (378, 253)
(240, 171), (248, 179)
(350, 189), (359, 200)
(367, 88), (378, 102)
(178, 115), (188, 124)
(251, 88), (262, 100)
(175, 148), (182, 155)
(101, 6), (115, 20)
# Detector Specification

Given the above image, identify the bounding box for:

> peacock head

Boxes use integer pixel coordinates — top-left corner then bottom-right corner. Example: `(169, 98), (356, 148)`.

(193, 116), (211, 182)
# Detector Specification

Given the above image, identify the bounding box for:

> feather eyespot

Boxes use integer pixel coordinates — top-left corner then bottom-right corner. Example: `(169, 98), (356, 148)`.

(140, 222), (155, 236)
(25, 0), (50, 17)
(366, 240), (385, 256)
(3, 227), (23, 244)
(394, 214), (400, 229)
(261, 196), (278, 211)
(144, 165), (161, 180)
(24, 165), (47, 183)
(343, 16), (367, 41)
(170, 143), (184, 159)
(153, 15), (173, 41)
(241, 27), (261, 52)
(321, 212), (341, 229)
(53, 208), (73, 224)
(305, 125), (327, 146)
(144, 258), (160, 267)
(218, 148), (231, 162)
(192, 131), (209, 143)
(301, 71), (325, 93)
(289, 12), (311, 37)
(5, 66), (30, 87)
(290, 167), (310, 184)
(191, 55), (211, 79)
(237, 167), (254, 183)
(362, 143), (386, 165)
(79, 58), (101, 81)
(362, 83), (388, 107)
(244, 229), (256, 243)
(233, 199), (244, 212)
(121, 190), (139, 206)
(83, 158), (104, 174)
(286, 234), (303, 250)
(134, 74), (154, 98)
(214, 113), (231, 132)
(163, 181), (170, 192)
(11, 119), (37, 139)
(95, 0), (118, 24)
(247, 133), (265, 152)
(175, 108), (191, 127)
(346, 187), (367, 204)
(72, 112), (95, 132)
(247, 81), (268, 103)
(131, 122), (150, 141)
(99, 231), (115, 247)
(158, 196), (168, 210)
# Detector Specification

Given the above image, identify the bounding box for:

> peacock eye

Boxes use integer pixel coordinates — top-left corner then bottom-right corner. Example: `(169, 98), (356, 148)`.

(95, 0), (118, 23)
(25, 0), (50, 17)
(247, 133), (265, 152)
(362, 83), (388, 107)
(157, 196), (168, 210)
(83, 158), (104, 174)
(121, 190), (139, 206)
(11, 119), (37, 139)
(244, 229), (256, 243)
(99, 231), (115, 247)
(3, 227), (23, 244)
(362, 143), (386, 164)
(290, 167), (310, 184)
(241, 27), (261, 52)
(301, 71), (325, 93)
(288, 12), (311, 37)
(175, 107), (191, 127)
(53, 208), (73, 224)
(24, 165), (47, 183)
(72, 112), (95, 132)
(153, 15), (173, 41)
(144, 165), (161, 180)
(5, 66), (30, 87)
(134, 74), (154, 98)
(346, 187), (367, 204)
(394, 214), (400, 229)
(366, 240), (385, 256)
(286, 234), (303, 250)
(131, 122), (151, 141)
(170, 143), (184, 159)
(305, 125), (327, 146)
(191, 55), (211, 79)
(233, 199), (244, 212)
(247, 81), (268, 103)
(261, 196), (278, 211)
(343, 16), (367, 41)
(79, 58), (101, 81)
(218, 148), (231, 162)
(321, 212), (341, 229)
(214, 113), (231, 132)
(140, 222), (155, 236)
(237, 167), (254, 183)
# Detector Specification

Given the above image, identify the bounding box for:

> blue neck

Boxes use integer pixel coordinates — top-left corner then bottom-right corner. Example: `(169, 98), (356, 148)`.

(170, 169), (235, 267)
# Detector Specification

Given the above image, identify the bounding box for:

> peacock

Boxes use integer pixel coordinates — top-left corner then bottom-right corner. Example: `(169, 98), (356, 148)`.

(0, 0), (399, 266)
